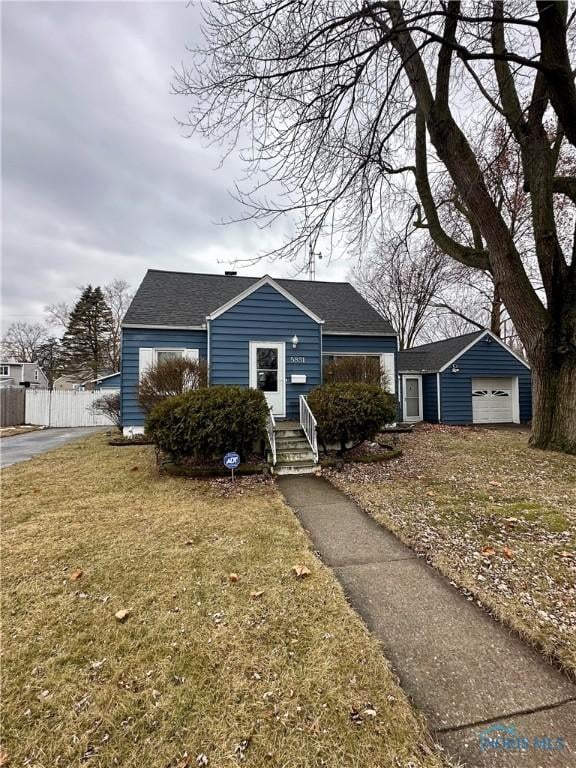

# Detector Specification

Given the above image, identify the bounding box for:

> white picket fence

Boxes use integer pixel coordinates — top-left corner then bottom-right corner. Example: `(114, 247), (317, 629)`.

(25, 389), (118, 427)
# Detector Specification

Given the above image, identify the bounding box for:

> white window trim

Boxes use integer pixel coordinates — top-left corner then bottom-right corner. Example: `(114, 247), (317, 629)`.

(402, 374), (423, 422)
(322, 351), (395, 393)
(0, 365), (9, 376)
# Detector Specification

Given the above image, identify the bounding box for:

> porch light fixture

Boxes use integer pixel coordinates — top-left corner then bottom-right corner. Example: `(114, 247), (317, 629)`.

(292, 334), (299, 348)
(451, 364), (460, 373)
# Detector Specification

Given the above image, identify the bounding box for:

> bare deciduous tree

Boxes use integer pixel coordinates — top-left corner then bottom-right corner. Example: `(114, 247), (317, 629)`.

(176, 0), (576, 453)
(352, 231), (448, 349)
(103, 279), (133, 371)
(1, 322), (49, 362)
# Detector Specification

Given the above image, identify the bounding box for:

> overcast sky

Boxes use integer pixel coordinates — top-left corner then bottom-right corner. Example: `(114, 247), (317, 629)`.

(1, 0), (349, 332)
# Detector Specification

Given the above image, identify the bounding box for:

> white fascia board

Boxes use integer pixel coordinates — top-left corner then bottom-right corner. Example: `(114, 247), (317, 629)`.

(206, 275), (324, 324)
(322, 331), (397, 336)
(84, 371), (121, 384)
(398, 368), (438, 374)
(122, 323), (206, 331)
(438, 330), (530, 372)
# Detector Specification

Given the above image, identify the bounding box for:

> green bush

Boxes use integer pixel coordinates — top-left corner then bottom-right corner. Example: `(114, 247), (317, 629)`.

(146, 385), (268, 461)
(307, 383), (397, 454)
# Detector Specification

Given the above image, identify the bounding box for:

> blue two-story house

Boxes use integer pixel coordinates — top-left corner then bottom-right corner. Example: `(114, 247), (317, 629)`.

(121, 270), (398, 445)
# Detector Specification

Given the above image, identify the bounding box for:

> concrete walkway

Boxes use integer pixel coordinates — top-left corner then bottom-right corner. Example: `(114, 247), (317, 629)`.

(278, 475), (576, 767)
(0, 427), (105, 468)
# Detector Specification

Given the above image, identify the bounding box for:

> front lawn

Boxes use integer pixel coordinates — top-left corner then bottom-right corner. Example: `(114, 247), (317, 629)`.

(1, 434), (445, 768)
(328, 425), (576, 677)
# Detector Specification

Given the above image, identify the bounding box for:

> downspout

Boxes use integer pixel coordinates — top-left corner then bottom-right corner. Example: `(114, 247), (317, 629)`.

(206, 318), (211, 386)
(319, 325), (323, 384)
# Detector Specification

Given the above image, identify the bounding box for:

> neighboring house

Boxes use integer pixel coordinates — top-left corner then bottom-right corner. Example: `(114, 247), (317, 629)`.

(398, 330), (532, 425)
(0, 361), (48, 389)
(121, 270), (398, 438)
(53, 375), (82, 391)
(80, 372), (121, 391)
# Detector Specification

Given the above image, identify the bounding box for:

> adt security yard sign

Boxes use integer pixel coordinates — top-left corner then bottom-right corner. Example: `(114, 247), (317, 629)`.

(223, 451), (241, 481)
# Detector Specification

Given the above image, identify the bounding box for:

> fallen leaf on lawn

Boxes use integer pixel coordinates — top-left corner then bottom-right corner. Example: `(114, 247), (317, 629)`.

(130, 466), (139, 472)
(362, 707), (377, 717)
(175, 755), (191, 768)
(196, 754), (209, 767)
(228, 573), (240, 583)
(250, 590), (264, 599)
(489, 480), (502, 487)
(114, 609), (130, 622)
(309, 717), (321, 735)
(69, 568), (83, 581)
(0, 751), (9, 766)
(481, 546), (496, 557)
(426, 490), (434, 497)
(559, 551), (573, 558)
(292, 564), (311, 578)
(502, 546), (514, 560)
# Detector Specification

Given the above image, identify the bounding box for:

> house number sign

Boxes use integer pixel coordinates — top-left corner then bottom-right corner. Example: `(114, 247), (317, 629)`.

(289, 356), (305, 363)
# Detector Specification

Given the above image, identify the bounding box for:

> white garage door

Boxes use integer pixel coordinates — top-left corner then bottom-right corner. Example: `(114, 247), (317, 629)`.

(472, 377), (514, 423)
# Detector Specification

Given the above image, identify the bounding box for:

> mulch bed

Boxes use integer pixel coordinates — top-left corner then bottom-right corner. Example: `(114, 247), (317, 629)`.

(320, 435), (402, 468)
(160, 450), (268, 479)
(108, 436), (154, 446)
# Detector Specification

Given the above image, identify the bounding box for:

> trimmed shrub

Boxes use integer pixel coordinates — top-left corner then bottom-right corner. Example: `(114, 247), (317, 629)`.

(138, 357), (208, 416)
(146, 385), (268, 461)
(307, 383), (397, 454)
(89, 391), (121, 430)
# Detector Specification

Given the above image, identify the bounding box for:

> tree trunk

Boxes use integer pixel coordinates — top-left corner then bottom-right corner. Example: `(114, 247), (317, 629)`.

(490, 287), (502, 337)
(529, 345), (576, 454)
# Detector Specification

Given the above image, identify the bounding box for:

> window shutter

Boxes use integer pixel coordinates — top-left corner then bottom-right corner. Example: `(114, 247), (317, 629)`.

(139, 348), (154, 381)
(380, 353), (396, 394)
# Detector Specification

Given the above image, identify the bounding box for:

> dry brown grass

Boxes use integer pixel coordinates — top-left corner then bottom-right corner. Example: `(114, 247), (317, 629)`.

(328, 425), (576, 677)
(0, 425), (40, 439)
(1, 434), (446, 768)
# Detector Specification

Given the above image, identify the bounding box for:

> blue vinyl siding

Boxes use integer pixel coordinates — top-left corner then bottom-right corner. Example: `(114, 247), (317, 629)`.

(322, 335), (397, 355)
(210, 284), (321, 419)
(121, 328), (207, 427)
(439, 336), (531, 424)
(422, 374), (439, 422)
(95, 372), (121, 390)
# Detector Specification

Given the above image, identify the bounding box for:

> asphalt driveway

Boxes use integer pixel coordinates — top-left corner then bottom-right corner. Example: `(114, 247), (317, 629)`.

(0, 427), (106, 468)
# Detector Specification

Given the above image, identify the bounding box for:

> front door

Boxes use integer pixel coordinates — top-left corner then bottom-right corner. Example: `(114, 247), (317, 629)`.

(403, 375), (422, 422)
(249, 341), (285, 417)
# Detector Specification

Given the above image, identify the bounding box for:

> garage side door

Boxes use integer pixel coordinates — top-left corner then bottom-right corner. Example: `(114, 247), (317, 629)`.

(472, 377), (514, 423)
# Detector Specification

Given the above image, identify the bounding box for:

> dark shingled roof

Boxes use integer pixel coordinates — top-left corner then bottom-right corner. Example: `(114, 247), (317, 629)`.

(398, 331), (485, 372)
(123, 270), (396, 334)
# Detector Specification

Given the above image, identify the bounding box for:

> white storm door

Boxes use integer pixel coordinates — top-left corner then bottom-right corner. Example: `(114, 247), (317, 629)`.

(403, 375), (423, 422)
(249, 342), (285, 417)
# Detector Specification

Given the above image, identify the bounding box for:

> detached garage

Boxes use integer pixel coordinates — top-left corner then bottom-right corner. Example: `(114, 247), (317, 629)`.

(398, 330), (532, 425)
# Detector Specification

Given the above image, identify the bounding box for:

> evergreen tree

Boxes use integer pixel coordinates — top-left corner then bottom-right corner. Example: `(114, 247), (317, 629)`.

(61, 286), (114, 378)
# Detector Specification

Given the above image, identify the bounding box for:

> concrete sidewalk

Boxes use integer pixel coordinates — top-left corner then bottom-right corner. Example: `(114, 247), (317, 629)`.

(278, 475), (576, 767)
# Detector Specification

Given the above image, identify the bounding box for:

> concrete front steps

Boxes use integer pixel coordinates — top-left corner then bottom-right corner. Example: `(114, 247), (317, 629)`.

(273, 426), (318, 475)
